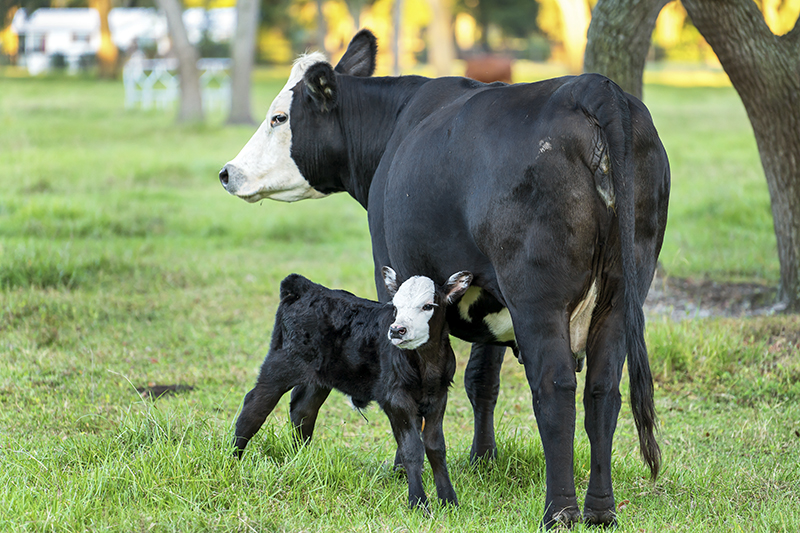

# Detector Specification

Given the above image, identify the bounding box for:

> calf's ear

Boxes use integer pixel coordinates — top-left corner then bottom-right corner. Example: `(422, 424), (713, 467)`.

(382, 266), (399, 298)
(303, 62), (338, 113)
(335, 29), (377, 77)
(444, 271), (473, 305)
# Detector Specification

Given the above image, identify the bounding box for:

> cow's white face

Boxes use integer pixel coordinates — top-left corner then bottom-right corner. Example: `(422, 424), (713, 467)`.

(220, 52), (329, 203)
(388, 276), (437, 350)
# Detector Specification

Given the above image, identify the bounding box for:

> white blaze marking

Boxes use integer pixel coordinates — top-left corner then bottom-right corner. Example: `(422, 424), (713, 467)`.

(390, 276), (436, 350)
(226, 52), (330, 203)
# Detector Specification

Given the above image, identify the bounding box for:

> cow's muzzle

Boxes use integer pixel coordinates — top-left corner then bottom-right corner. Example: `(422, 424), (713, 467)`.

(219, 163), (247, 196)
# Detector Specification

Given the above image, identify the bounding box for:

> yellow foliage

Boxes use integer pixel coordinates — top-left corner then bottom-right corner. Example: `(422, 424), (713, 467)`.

(184, 0), (236, 9)
(454, 12), (476, 51)
(259, 26), (293, 64)
(2, 8), (18, 57)
(758, 0), (800, 35)
(654, 1), (686, 49)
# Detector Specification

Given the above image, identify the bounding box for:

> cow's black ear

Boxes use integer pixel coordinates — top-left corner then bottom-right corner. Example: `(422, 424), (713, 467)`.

(303, 62), (338, 113)
(335, 29), (377, 77)
(382, 266), (399, 298)
(444, 271), (473, 305)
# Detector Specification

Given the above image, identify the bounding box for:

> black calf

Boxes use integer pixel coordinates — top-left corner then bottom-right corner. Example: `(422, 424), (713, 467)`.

(233, 267), (472, 508)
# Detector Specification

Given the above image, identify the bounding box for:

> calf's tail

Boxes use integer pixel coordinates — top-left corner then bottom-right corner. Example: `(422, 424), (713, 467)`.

(577, 74), (661, 481)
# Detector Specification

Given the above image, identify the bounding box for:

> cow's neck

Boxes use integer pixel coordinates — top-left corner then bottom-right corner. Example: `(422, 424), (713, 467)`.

(336, 75), (430, 208)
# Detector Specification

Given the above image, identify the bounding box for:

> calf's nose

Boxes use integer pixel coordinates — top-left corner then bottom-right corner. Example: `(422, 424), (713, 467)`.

(389, 325), (407, 339)
(219, 166), (230, 188)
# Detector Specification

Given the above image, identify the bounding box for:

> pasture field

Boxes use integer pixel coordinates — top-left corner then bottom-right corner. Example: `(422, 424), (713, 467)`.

(1, 70), (799, 532)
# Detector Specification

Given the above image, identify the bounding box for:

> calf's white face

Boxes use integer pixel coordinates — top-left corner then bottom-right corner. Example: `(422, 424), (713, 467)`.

(388, 275), (437, 350)
(220, 53), (328, 203)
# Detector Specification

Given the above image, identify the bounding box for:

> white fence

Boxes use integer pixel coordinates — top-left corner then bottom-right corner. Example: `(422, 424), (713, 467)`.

(123, 56), (231, 113)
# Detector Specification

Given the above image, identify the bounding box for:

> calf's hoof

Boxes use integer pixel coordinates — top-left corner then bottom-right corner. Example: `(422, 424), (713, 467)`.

(542, 505), (582, 530)
(469, 443), (498, 465)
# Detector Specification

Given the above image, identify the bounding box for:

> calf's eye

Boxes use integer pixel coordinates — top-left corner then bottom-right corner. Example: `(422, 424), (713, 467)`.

(422, 303), (434, 312)
(270, 113), (288, 127)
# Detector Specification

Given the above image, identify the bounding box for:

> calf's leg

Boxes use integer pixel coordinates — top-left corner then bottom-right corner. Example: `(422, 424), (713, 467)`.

(464, 342), (505, 462)
(289, 384), (332, 444)
(385, 405), (428, 508)
(233, 352), (296, 457)
(422, 397), (457, 506)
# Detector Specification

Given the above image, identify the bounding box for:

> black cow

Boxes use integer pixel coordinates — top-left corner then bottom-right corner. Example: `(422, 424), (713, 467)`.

(220, 30), (670, 528)
(234, 268), (473, 509)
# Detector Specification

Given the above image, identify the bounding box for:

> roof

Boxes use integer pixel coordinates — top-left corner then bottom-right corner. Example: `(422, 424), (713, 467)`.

(22, 8), (100, 33)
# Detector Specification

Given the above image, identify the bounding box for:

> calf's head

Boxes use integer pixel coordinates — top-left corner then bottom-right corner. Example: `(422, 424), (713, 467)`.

(382, 267), (473, 350)
(219, 30), (377, 203)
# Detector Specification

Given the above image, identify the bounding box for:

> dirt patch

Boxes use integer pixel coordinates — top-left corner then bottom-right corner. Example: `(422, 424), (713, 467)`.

(644, 271), (783, 320)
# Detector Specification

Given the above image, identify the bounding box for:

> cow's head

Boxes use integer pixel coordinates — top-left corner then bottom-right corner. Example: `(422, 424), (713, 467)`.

(382, 267), (473, 350)
(219, 30), (377, 203)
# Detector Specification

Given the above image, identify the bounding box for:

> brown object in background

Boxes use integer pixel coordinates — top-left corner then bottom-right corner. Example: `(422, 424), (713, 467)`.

(465, 55), (513, 84)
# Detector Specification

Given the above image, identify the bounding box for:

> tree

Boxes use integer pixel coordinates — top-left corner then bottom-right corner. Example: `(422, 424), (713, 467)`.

(428, 0), (454, 76)
(456, 0), (540, 52)
(227, 0), (260, 125)
(584, 0), (669, 99)
(88, 0), (118, 78)
(681, 0), (800, 310)
(585, 0), (800, 311)
(155, 0), (204, 122)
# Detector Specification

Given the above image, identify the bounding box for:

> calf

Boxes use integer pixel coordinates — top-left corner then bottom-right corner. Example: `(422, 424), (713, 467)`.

(233, 267), (472, 508)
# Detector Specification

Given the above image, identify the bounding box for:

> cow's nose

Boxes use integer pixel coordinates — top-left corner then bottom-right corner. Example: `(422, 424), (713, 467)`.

(219, 166), (229, 188)
(389, 325), (407, 339)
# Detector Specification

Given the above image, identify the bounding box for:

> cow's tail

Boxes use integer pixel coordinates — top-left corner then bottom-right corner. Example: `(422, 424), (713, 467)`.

(578, 74), (661, 481)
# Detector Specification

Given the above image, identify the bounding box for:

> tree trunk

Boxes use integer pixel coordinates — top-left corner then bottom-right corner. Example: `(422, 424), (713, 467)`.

(228, 0), (260, 125)
(428, 0), (455, 76)
(683, 0), (800, 309)
(89, 0), (119, 78)
(155, 0), (204, 122)
(584, 0), (669, 99)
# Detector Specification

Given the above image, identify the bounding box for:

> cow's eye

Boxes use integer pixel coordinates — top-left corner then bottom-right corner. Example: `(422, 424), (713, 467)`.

(422, 303), (435, 312)
(270, 113), (288, 127)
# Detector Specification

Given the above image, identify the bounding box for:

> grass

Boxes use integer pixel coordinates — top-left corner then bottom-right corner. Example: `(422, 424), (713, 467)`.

(1, 69), (799, 531)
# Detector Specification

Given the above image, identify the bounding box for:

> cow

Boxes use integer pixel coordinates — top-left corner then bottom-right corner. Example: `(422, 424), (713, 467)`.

(233, 268), (473, 509)
(219, 29), (670, 528)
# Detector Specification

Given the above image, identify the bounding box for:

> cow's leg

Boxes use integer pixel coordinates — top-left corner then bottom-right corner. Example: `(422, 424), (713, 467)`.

(385, 405), (428, 509)
(289, 384), (332, 444)
(233, 352), (296, 457)
(464, 342), (505, 462)
(514, 313), (581, 529)
(582, 309), (626, 526)
(422, 398), (458, 506)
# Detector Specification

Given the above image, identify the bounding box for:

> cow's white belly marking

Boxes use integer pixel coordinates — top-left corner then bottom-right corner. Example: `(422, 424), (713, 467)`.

(457, 282), (599, 357)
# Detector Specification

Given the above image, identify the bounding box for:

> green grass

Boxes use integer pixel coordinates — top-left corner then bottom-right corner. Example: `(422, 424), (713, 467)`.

(1, 71), (799, 531)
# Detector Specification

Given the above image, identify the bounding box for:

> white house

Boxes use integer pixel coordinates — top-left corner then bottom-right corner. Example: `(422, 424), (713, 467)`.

(20, 8), (101, 74)
(16, 7), (233, 75)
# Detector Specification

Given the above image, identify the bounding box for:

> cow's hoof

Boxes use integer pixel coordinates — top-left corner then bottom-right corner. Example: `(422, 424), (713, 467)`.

(584, 508), (617, 527)
(542, 506), (582, 530)
(584, 494), (617, 527)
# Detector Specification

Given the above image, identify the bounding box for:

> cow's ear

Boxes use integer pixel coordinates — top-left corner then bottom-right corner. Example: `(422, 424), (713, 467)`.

(303, 62), (338, 113)
(335, 29), (377, 77)
(444, 271), (473, 305)
(382, 266), (399, 298)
